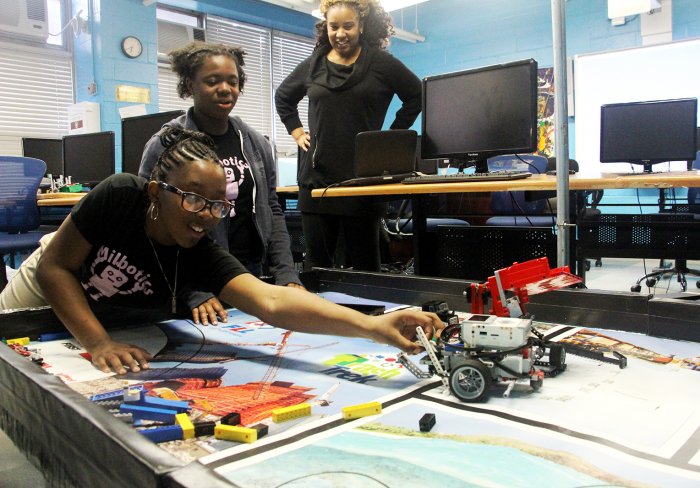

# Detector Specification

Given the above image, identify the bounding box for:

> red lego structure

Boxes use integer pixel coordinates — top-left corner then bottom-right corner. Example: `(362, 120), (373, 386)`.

(469, 257), (583, 317)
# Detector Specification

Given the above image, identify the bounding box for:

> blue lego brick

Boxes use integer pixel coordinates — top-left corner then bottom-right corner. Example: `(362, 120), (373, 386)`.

(38, 331), (72, 341)
(126, 393), (190, 413)
(119, 404), (178, 423)
(139, 425), (184, 443)
(89, 384), (144, 402)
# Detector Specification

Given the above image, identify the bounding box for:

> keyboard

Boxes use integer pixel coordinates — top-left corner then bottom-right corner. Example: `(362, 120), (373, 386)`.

(402, 171), (532, 184)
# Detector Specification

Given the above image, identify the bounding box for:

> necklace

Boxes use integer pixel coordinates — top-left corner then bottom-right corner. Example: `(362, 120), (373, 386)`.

(146, 235), (180, 314)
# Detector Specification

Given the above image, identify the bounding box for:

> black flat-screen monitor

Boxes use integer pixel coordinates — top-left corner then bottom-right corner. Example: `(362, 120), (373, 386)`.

(63, 131), (115, 187)
(415, 135), (437, 174)
(121, 110), (185, 176)
(421, 58), (538, 174)
(22, 137), (63, 176)
(696, 127), (700, 152)
(600, 98), (698, 173)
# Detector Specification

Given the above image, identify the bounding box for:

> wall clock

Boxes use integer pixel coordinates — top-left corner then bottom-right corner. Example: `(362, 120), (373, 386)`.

(121, 36), (143, 59)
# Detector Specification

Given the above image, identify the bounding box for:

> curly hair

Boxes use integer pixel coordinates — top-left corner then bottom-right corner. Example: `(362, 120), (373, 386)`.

(168, 41), (247, 99)
(151, 127), (221, 182)
(315, 0), (394, 50)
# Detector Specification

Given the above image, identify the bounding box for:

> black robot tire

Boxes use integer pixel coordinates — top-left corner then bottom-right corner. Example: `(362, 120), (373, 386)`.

(448, 360), (491, 403)
(548, 344), (566, 368)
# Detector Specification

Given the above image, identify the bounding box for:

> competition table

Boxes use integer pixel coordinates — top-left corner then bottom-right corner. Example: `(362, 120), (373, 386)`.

(1, 270), (699, 487)
(311, 171), (700, 277)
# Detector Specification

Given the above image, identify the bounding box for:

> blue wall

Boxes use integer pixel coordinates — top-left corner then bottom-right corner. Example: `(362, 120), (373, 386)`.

(74, 0), (700, 173)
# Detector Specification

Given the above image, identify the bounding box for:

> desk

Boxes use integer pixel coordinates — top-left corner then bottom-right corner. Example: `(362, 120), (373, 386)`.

(36, 192), (87, 207)
(311, 171), (700, 277)
(1, 272), (699, 487)
(310, 171), (700, 197)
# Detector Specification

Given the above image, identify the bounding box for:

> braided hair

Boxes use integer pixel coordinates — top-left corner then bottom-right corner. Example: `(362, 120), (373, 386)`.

(150, 127), (220, 182)
(168, 41), (247, 98)
(315, 0), (394, 50)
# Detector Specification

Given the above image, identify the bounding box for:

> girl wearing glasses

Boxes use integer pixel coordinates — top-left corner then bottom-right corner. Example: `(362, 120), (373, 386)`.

(140, 42), (302, 325)
(0, 128), (441, 374)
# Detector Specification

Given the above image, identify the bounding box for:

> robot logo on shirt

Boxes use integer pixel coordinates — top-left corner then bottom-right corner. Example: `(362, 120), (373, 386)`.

(82, 245), (154, 301)
(86, 265), (127, 299)
(220, 155), (250, 218)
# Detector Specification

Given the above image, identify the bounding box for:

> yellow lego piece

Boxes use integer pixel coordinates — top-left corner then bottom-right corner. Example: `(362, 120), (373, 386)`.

(175, 413), (195, 440)
(214, 424), (257, 443)
(6, 337), (30, 346)
(271, 403), (311, 423)
(342, 401), (382, 420)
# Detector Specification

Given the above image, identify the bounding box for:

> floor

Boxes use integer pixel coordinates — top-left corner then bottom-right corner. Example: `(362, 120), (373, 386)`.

(583, 257), (700, 294)
(0, 258), (698, 487)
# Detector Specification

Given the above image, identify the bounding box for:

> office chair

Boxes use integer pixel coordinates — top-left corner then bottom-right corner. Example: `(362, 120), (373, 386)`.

(631, 153), (700, 292)
(0, 156), (49, 290)
(485, 154), (552, 226)
(382, 199), (469, 273)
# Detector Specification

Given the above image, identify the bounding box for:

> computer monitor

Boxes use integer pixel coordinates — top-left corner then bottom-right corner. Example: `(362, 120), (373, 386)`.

(696, 127), (700, 152)
(121, 110), (185, 175)
(22, 137), (63, 176)
(421, 58), (538, 174)
(62, 131), (116, 188)
(600, 98), (698, 173)
(415, 135), (437, 174)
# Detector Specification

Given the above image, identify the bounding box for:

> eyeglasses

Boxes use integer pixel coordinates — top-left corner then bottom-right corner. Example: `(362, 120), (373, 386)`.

(158, 182), (232, 219)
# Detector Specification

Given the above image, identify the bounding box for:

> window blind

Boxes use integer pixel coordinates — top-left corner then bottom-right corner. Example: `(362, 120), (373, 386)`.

(271, 30), (314, 156)
(206, 16), (273, 139)
(157, 65), (194, 113)
(0, 43), (72, 156)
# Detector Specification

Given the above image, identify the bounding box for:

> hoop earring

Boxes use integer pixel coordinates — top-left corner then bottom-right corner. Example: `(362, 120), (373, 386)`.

(149, 202), (160, 221)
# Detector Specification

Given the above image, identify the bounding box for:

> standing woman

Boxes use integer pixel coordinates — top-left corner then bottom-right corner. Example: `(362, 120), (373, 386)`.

(275, 0), (422, 272)
(140, 42), (302, 325)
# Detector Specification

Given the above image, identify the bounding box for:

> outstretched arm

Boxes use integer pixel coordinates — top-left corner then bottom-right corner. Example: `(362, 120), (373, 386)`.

(219, 274), (443, 352)
(36, 216), (152, 374)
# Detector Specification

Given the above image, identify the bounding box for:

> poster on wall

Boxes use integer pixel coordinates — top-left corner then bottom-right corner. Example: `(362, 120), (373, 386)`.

(537, 67), (555, 158)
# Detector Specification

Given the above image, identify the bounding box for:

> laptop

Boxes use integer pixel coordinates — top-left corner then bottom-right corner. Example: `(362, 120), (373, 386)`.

(338, 130), (418, 186)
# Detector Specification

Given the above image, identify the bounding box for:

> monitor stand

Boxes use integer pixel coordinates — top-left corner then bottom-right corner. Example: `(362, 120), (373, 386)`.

(613, 162), (669, 176)
(454, 159), (488, 174)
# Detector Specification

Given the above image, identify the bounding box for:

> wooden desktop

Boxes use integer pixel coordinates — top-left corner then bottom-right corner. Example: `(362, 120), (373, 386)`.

(36, 192), (87, 207)
(309, 171), (700, 197)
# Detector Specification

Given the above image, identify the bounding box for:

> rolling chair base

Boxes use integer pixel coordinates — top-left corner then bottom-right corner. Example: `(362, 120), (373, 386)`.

(631, 264), (700, 292)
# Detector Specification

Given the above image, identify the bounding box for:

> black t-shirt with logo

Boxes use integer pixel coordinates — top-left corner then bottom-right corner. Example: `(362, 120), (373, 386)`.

(70, 173), (248, 311)
(209, 126), (263, 266)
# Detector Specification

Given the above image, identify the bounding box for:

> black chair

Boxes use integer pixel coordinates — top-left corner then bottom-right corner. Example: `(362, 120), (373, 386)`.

(382, 198), (469, 273)
(485, 154), (552, 226)
(631, 154), (700, 292)
(0, 156), (51, 290)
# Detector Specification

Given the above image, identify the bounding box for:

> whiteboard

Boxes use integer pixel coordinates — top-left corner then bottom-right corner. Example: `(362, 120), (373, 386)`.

(574, 38), (700, 175)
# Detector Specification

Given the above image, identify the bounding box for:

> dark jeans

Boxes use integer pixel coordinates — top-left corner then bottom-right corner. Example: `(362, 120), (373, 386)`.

(301, 213), (381, 272)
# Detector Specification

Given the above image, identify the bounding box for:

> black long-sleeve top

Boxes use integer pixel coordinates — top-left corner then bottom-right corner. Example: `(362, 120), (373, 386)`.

(275, 44), (422, 214)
